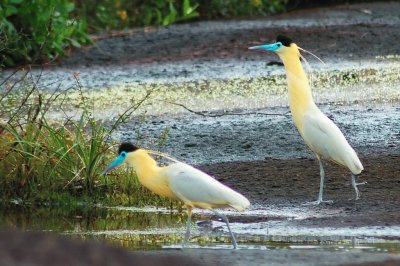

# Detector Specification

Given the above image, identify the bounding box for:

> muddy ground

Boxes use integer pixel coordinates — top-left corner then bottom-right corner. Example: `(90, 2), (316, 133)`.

(1, 230), (398, 266)
(200, 154), (400, 227)
(61, 2), (400, 66)
(3, 1), (400, 266)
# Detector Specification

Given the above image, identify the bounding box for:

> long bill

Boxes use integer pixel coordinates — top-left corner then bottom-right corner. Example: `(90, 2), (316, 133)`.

(102, 155), (125, 175)
(248, 42), (282, 51)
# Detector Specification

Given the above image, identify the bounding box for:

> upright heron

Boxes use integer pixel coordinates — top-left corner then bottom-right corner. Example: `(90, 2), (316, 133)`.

(249, 35), (365, 204)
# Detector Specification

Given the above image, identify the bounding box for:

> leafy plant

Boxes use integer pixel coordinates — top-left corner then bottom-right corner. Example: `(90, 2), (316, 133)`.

(161, 0), (199, 26)
(0, 70), (173, 207)
(0, 0), (90, 67)
(0, 0), (290, 67)
(197, 0), (287, 19)
(74, 0), (200, 31)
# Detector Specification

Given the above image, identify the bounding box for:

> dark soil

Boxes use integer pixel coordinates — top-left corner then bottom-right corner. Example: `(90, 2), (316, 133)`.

(3, 2), (400, 266)
(64, 24), (400, 65)
(200, 154), (400, 228)
(60, 2), (400, 67)
(1, 230), (398, 266)
(0, 229), (200, 266)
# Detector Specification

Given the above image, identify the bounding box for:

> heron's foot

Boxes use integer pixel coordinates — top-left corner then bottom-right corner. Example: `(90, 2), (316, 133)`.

(353, 181), (367, 200)
(181, 242), (187, 249)
(355, 181), (367, 186)
(232, 234), (238, 250)
(181, 233), (191, 248)
(353, 187), (363, 201)
(303, 199), (333, 206)
(354, 189), (360, 201)
(181, 240), (189, 249)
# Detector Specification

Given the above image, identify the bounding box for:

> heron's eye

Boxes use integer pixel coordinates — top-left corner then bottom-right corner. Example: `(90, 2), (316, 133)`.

(277, 43), (281, 47)
(121, 152), (126, 157)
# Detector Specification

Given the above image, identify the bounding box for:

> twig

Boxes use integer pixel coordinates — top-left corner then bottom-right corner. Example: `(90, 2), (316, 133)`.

(7, 80), (37, 124)
(42, 83), (74, 116)
(32, 65), (43, 85)
(166, 101), (290, 117)
(107, 90), (153, 137)
(0, 68), (19, 87)
(0, 68), (30, 102)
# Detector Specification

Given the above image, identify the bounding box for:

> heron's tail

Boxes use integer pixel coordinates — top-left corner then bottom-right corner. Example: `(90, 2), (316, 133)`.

(348, 150), (364, 175)
(229, 193), (250, 212)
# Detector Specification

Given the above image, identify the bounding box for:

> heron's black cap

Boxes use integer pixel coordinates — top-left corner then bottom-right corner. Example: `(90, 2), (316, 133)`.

(118, 143), (139, 155)
(276, 35), (293, 47)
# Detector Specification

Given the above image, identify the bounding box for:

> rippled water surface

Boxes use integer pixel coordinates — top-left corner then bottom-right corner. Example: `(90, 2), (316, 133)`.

(2, 205), (400, 252)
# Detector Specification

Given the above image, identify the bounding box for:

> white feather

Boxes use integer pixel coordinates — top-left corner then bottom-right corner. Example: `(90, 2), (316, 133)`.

(162, 162), (250, 211)
(301, 107), (364, 174)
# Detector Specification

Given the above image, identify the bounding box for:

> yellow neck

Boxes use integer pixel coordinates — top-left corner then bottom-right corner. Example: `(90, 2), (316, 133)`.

(278, 44), (316, 130)
(126, 149), (176, 199)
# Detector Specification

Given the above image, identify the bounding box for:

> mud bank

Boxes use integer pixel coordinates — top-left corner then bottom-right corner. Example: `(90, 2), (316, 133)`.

(2, 2), (400, 266)
(116, 105), (400, 164)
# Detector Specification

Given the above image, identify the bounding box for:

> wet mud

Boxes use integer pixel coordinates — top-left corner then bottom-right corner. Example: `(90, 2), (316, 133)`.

(1, 229), (399, 266)
(3, 2), (400, 265)
(200, 154), (400, 228)
(126, 105), (400, 164)
(0, 230), (200, 266)
(61, 2), (400, 66)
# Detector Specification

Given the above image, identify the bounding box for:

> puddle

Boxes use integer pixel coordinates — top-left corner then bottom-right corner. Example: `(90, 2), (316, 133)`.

(1, 204), (400, 253)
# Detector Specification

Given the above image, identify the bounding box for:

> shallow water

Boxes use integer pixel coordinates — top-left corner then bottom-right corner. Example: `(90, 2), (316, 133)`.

(2, 205), (400, 252)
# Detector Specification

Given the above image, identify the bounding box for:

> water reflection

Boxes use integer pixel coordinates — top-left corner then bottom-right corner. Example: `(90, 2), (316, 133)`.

(2, 204), (400, 252)
(0, 205), (183, 233)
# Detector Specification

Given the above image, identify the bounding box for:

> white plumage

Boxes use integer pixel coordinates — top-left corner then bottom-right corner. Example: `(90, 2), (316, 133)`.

(165, 162), (250, 211)
(249, 35), (365, 204)
(103, 144), (250, 248)
(301, 108), (364, 175)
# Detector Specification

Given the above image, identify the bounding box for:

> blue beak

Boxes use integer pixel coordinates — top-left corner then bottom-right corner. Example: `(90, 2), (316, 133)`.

(248, 42), (283, 52)
(102, 154), (126, 175)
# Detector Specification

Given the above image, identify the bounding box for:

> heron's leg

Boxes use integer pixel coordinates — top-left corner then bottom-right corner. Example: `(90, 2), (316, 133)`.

(183, 206), (192, 247)
(351, 174), (367, 200)
(212, 210), (238, 249)
(304, 157), (333, 205)
(317, 159), (327, 203)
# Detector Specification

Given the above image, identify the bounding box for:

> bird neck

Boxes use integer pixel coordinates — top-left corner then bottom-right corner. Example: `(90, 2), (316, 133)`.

(128, 149), (160, 183)
(127, 149), (176, 199)
(279, 46), (316, 129)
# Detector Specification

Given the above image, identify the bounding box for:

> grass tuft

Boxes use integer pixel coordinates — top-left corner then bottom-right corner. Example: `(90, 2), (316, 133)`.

(0, 69), (176, 209)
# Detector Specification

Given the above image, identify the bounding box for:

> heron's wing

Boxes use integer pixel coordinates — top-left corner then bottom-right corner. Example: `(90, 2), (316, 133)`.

(163, 163), (250, 211)
(302, 110), (363, 173)
(302, 111), (345, 153)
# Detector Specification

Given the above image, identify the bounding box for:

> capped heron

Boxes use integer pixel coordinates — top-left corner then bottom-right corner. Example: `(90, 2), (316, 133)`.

(103, 143), (250, 248)
(249, 35), (365, 204)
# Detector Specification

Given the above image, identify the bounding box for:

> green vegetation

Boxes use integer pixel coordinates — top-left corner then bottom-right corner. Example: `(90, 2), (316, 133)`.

(0, 0), (90, 67)
(0, 0), (289, 205)
(197, 0), (288, 19)
(1, 0), (288, 67)
(75, 0), (200, 31)
(0, 71), (176, 208)
(74, 0), (287, 31)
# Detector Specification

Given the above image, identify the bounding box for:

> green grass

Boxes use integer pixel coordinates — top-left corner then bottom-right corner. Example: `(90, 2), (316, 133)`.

(0, 71), (176, 209)
(1, 0), (289, 67)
